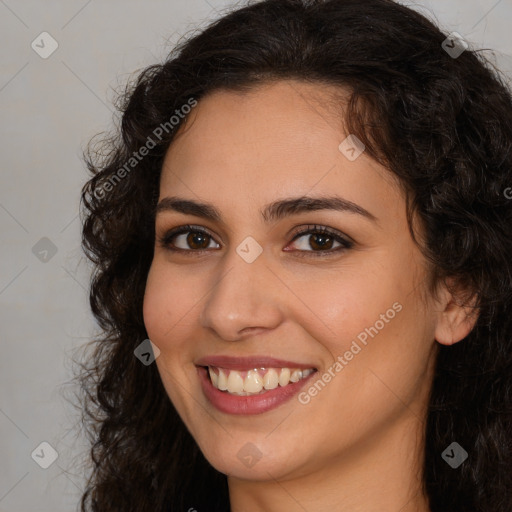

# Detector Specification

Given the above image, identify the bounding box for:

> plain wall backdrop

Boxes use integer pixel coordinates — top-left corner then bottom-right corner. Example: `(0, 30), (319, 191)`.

(0, 0), (511, 510)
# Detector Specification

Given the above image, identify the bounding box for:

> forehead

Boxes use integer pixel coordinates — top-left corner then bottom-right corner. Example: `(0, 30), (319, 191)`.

(164, 80), (347, 166)
(158, 80), (401, 224)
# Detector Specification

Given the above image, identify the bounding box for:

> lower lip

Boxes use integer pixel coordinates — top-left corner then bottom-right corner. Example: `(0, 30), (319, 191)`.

(197, 366), (317, 415)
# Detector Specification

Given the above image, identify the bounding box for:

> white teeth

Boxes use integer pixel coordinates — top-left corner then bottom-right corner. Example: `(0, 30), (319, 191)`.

(279, 368), (291, 387)
(227, 370), (244, 394)
(217, 369), (228, 391)
(263, 368), (279, 390)
(208, 367), (219, 388)
(244, 370), (263, 393)
(290, 370), (303, 382)
(208, 366), (315, 395)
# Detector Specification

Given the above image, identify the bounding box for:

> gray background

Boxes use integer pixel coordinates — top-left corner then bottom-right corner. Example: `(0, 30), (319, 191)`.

(0, 1), (510, 510)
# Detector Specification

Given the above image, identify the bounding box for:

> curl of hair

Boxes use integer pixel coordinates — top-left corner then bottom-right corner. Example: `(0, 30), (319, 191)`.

(78, 0), (512, 510)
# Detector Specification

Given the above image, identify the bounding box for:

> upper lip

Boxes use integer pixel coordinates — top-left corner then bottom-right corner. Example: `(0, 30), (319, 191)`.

(195, 355), (317, 371)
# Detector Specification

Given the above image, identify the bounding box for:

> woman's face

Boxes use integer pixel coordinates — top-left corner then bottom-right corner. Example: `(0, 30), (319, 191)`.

(143, 80), (441, 481)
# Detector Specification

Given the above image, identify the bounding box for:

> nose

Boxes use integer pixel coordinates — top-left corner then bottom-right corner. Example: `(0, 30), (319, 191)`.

(199, 244), (284, 341)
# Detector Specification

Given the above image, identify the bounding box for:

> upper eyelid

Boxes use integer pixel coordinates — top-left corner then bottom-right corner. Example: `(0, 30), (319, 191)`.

(159, 224), (345, 239)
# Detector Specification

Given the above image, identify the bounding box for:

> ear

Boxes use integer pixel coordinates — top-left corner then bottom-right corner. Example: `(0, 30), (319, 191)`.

(434, 278), (479, 346)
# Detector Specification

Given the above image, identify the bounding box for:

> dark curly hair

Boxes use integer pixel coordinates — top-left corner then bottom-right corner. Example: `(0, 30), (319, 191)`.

(77, 0), (512, 510)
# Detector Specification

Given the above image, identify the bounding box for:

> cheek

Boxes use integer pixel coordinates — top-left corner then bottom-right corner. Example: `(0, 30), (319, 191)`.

(286, 262), (399, 354)
(142, 262), (184, 343)
(142, 261), (210, 376)
(293, 254), (432, 396)
(142, 263), (198, 416)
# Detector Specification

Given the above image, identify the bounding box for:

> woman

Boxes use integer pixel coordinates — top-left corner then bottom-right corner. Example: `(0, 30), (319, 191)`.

(78, 0), (512, 510)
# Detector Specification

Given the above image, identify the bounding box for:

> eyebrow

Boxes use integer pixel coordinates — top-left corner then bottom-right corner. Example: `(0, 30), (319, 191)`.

(155, 195), (377, 224)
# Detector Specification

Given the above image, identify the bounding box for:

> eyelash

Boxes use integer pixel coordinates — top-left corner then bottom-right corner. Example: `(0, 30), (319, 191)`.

(157, 224), (354, 258)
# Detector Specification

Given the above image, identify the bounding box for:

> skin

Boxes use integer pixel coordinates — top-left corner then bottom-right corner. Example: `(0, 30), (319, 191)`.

(142, 80), (477, 512)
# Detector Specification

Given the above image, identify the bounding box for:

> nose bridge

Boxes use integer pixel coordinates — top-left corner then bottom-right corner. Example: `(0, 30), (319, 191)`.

(200, 240), (282, 340)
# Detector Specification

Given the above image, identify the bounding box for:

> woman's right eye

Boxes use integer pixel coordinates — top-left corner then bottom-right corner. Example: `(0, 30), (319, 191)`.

(158, 225), (220, 252)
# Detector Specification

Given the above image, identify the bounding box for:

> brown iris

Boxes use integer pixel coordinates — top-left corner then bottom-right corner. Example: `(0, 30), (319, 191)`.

(186, 231), (210, 250)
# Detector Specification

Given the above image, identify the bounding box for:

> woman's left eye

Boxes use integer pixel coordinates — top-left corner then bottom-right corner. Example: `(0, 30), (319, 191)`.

(158, 224), (353, 256)
(288, 225), (353, 256)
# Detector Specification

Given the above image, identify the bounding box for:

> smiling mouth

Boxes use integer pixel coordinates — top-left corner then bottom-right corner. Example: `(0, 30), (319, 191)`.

(202, 366), (317, 396)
